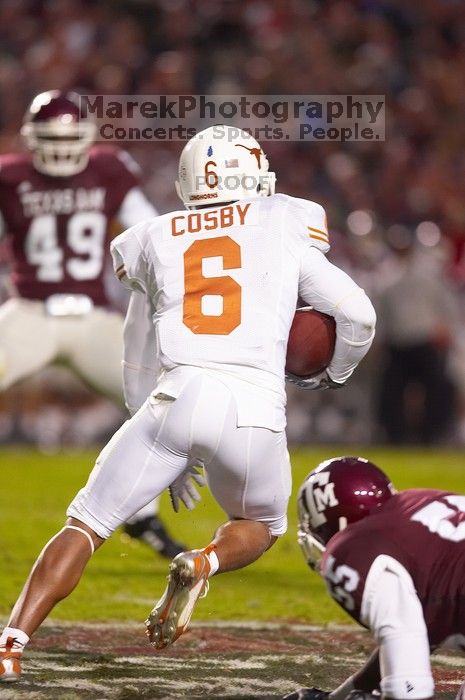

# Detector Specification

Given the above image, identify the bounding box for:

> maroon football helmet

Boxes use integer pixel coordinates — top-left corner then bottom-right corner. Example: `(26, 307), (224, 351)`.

(298, 456), (395, 570)
(21, 90), (96, 177)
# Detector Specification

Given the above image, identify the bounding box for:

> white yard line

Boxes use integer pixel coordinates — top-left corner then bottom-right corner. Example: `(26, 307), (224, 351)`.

(23, 619), (361, 632)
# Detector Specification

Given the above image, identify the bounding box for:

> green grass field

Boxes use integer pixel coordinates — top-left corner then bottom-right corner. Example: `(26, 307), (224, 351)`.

(2, 446), (465, 698)
(1, 445), (464, 627)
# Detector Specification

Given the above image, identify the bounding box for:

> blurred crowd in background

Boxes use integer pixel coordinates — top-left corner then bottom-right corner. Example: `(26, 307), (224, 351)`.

(1, 0), (464, 447)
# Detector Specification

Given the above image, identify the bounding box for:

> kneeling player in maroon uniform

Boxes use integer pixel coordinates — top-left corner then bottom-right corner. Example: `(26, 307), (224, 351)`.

(0, 90), (184, 559)
(284, 457), (465, 700)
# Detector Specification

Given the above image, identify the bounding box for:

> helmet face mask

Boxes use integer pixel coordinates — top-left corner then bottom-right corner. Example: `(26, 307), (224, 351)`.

(21, 90), (96, 177)
(298, 457), (395, 573)
(297, 519), (326, 573)
(176, 125), (276, 209)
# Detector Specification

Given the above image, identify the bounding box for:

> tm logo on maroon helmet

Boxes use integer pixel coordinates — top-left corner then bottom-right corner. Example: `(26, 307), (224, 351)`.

(308, 473), (339, 527)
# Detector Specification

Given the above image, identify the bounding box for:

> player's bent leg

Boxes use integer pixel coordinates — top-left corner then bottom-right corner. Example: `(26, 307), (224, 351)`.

(0, 518), (103, 683)
(205, 411), (292, 543)
(2, 397), (191, 680)
(146, 518), (277, 649)
(6, 518), (102, 637)
(66, 398), (190, 539)
(69, 310), (186, 557)
(209, 518), (277, 572)
(147, 377), (290, 649)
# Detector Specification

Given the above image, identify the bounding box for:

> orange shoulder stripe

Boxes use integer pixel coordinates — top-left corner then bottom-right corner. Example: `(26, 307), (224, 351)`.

(309, 233), (329, 244)
(307, 225), (328, 238)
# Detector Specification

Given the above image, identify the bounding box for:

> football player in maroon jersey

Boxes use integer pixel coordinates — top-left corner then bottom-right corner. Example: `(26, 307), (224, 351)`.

(284, 457), (465, 700)
(0, 90), (184, 560)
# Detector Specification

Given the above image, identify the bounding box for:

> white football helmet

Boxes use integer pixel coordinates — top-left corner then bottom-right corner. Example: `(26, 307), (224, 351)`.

(176, 125), (276, 209)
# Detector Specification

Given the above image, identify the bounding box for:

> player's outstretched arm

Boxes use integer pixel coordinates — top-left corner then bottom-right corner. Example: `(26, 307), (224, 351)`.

(298, 247), (376, 386)
(361, 564), (434, 700)
(327, 649), (381, 700)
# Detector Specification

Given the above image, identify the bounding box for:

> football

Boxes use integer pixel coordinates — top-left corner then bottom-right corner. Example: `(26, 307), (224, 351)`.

(286, 308), (336, 378)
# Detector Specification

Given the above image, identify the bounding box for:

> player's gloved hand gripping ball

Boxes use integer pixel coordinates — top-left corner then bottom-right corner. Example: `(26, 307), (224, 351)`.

(285, 307), (339, 389)
(286, 368), (344, 390)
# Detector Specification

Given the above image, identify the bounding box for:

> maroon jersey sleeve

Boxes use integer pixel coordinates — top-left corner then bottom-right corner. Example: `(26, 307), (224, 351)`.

(322, 489), (465, 647)
(321, 521), (407, 625)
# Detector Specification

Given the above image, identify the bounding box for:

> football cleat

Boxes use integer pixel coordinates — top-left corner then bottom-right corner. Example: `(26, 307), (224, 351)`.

(0, 637), (22, 683)
(123, 515), (186, 559)
(146, 549), (211, 649)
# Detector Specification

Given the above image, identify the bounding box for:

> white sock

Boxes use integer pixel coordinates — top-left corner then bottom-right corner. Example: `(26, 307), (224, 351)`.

(0, 627), (30, 652)
(205, 549), (219, 576)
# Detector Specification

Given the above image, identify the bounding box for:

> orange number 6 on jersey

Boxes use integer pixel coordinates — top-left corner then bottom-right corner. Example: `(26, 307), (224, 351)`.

(183, 236), (241, 335)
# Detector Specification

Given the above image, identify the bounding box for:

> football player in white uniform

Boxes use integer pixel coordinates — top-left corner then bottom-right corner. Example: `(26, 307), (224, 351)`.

(0, 125), (376, 681)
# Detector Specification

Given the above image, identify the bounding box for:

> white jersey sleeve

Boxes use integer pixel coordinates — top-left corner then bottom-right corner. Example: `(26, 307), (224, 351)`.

(287, 195), (330, 254)
(122, 290), (160, 415)
(110, 222), (150, 293)
(117, 187), (159, 229)
(361, 555), (434, 700)
(298, 246), (376, 384)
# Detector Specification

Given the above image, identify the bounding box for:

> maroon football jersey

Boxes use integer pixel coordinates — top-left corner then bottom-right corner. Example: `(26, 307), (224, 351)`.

(322, 489), (465, 647)
(0, 145), (139, 306)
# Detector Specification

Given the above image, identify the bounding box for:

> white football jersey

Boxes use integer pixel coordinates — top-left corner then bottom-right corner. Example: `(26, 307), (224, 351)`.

(111, 193), (374, 429)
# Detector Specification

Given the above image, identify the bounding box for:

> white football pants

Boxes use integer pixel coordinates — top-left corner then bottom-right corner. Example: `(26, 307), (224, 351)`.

(0, 298), (124, 401)
(68, 372), (291, 538)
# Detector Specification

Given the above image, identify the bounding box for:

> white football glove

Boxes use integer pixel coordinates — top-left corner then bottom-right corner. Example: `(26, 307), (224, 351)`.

(285, 369), (345, 391)
(169, 465), (206, 512)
